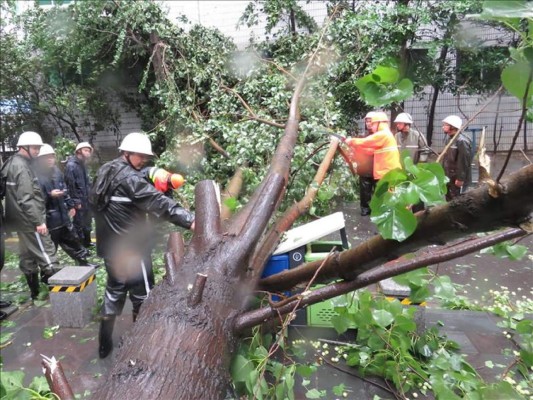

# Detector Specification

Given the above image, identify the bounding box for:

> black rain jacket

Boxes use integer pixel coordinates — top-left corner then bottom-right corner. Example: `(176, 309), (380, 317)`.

(90, 158), (194, 258)
(441, 133), (472, 184)
(64, 156), (90, 209)
(38, 166), (76, 230)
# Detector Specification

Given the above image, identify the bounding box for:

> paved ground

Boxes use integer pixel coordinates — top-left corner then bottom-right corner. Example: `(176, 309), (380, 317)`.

(1, 152), (531, 399)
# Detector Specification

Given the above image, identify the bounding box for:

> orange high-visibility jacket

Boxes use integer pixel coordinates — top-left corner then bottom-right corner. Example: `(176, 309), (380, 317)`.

(346, 126), (401, 180)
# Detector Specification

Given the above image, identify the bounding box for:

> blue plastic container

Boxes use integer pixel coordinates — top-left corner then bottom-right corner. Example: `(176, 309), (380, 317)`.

(262, 254), (290, 301)
(261, 254), (289, 278)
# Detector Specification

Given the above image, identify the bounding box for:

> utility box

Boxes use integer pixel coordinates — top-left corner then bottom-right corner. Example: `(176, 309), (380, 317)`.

(262, 212), (350, 316)
(48, 267), (96, 328)
(304, 240), (349, 263)
(272, 212), (349, 262)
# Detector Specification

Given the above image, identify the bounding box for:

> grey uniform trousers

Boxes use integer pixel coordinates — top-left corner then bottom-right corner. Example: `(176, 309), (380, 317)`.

(17, 230), (59, 276)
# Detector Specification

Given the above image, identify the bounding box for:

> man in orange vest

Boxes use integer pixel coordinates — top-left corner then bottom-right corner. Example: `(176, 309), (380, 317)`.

(346, 112), (402, 214)
(349, 111), (376, 216)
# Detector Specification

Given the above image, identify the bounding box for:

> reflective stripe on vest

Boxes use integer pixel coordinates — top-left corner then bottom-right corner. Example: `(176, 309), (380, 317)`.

(375, 146), (399, 154)
(110, 196), (132, 203)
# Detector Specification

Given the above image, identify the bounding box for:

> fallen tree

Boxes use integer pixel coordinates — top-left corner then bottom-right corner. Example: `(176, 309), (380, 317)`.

(93, 64), (533, 398)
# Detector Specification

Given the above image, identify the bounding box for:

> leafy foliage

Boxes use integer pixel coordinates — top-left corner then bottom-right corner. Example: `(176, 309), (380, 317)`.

(231, 326), (319, 400)
(0, 370), (56, 400)
(369, 156), (447, 241)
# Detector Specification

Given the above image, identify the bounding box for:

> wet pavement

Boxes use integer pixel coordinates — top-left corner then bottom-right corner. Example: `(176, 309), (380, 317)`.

(1, 152), (532, 399)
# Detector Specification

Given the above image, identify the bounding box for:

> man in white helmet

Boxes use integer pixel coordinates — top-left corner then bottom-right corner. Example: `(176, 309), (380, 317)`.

(90, 132), (195, 359)
(0, 132), (60, 300)
(394, 112), (430, 164)
(441, 115), (472, 201)
(64, 142), (94, 249)
(36, 144), (97, 268)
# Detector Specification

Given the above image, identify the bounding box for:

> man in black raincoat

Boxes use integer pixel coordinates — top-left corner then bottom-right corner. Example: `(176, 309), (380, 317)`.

(64, 142), (94, 249)
(90, 132), (194, 359)
(37, 144), (95, 267)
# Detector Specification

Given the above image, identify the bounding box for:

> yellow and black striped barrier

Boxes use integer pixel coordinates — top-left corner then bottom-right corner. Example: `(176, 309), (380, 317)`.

(385, 296), (427, 307)
(50, 274), (95, 293)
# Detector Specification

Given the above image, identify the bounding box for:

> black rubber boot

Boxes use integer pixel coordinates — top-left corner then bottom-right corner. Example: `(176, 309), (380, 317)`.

(75, 259), (99, 269)
(99, 316), (116, 359)
(24, 273), (40, 300)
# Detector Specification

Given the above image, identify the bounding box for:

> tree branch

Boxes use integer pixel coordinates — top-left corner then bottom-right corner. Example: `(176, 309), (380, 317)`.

(221, 84), (285, 129)
(207, 137), (230, 158)
(249, 139), (339, 277)
(259, 164), (533, 292)
(191, 180), (221, 251)
(234, 227), (525, 332)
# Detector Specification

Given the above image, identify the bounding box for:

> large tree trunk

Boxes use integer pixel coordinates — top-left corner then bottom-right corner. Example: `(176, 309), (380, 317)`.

(94, 62), (310, 399)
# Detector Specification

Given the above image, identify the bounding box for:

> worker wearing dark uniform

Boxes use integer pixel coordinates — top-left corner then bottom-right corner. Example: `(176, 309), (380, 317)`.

(0, 132), (60, 300)
(91, 132), (194, 359)
(64, 142), (94, 249)
(440, 115), (472, 201)
(37, 145), (96, 267)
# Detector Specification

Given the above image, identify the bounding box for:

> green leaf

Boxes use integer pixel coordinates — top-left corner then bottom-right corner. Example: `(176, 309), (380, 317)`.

(371, 205), (417, 242)
(295, 364), (317, 378)
(355, 65), (414, 106)
(230, 354), (254, 383)
(393, 268), (429, 287)
(393, 182), (420, 206)
(0, 331), (14, 345)
(413, 169), (446, 205)
(0, 370), (26, 399)
(372, 66), (400, 83)
(330, 315), (352, 334)
(332, 383), (346, 396)
(305, 388), (325, 399)
(42, 325), (60, 339)
(394, 315), (417, 333)
(433, 276), (457, 300)
(501, 61), (533, 105)
(28, 376), (50, 394)
(515, 319), (533, 334)
(223, 197), (239, 212)
(409, 285), (431, 303)
(521, 349), (533, 367)
(479, 381), (524, 400)
(372, 309), (394, 328)
(505, 244), (528, 260)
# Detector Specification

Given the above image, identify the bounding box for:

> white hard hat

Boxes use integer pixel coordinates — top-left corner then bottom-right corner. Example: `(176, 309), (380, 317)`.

(16, 131), (44, 147)
(443, 115), (462, 130)
(364, 111), (377, 120)
(118, 132), (153, 156)
(38, 144), (55, 157)
(394, 113), (413, 124)
(75, 142), (93, 152)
